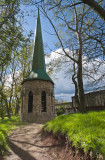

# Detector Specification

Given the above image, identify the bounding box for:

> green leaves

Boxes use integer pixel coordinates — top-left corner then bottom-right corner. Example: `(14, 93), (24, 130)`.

(0, 0), (33, 118)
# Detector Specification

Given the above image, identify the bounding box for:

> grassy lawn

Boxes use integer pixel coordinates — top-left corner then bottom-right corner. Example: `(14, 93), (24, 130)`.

(44, 110), (105, 158)
(0, 116), (26, 156)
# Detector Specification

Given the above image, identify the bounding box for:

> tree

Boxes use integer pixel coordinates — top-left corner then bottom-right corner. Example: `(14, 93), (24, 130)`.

(41, 0), (105, 21)
(0, 0), (33, 118)
(21, 0), (105, 112)
(24, 0), (105, 21)
(0, 0), (22, 67)
(39, 0), (105, 112)
(80, 0), (105, 21)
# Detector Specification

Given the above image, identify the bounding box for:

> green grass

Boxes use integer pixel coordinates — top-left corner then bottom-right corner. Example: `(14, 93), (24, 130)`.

(44, 110), (105, 158)
(0, 116), (26, 155)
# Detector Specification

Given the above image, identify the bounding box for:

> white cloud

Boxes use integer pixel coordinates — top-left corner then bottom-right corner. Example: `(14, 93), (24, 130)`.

(4, 48), (105, 102)
(4, 71), (21, 89)
(45, 48), (105, 102)
(45, 48), (74, 102)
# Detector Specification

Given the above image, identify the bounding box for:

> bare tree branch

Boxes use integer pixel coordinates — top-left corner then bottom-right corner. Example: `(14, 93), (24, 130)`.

(41, 7), (78, 63)
(80, 0), (105, 21)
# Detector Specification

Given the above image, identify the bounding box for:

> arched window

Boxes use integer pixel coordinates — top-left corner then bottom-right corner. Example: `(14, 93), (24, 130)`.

(28, 91), (33, 113)
(51, 93), (54, 112)
(41, 91), (46, 112)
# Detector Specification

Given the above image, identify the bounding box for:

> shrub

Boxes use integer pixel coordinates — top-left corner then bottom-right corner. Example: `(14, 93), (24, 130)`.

(0, 131), (8, 155)
(56, 106), (65, 116)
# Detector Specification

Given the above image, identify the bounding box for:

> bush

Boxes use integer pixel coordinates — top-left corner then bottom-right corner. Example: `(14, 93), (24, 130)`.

(56, 106), (65, 116)
(0, 131), (8, 155)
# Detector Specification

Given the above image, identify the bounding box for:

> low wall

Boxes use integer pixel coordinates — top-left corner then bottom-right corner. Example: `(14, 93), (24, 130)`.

(55, 90), (105, 114)
(55, 102), (76, 114)
(72, 90), (105, 110)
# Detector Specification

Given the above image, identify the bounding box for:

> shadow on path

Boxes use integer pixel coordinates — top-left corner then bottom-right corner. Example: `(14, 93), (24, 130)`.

(8, 140), (37, 160)
(9, 139), (63, 149)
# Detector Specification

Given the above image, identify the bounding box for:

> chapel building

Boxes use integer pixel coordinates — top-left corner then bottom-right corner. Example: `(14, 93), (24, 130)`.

(21, 10), (55, 123)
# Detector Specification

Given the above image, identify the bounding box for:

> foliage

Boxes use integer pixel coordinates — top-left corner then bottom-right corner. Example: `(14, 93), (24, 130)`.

(0, 0), (33, 119)
(0, 116), (26, 155)
(56, 106), (65, 116)
(44, 110), (105, 158)
(0, 0), (21, 67)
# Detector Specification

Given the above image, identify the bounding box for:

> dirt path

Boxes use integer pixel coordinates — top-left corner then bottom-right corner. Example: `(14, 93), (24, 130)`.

(4, 123), (91, 160)
(5, 123), (67, 160)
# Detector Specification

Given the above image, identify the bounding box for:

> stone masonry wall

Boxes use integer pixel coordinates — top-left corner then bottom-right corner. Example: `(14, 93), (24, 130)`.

(21, 80), (55, 123)
(72, 90), (105, 108)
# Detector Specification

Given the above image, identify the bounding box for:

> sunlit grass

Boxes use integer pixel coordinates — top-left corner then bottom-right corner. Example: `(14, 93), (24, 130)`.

(44, 110), (105, 158)
(0, 116), (26, 155)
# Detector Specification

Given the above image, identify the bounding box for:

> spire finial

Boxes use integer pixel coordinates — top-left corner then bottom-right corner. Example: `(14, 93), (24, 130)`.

(38, 7), (39, 15)
(37, 8), (40, 22)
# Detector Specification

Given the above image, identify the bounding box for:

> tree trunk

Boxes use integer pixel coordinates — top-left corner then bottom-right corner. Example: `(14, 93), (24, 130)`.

(1, 106), (4, 120)
(77, 36), (86, 112)
(15, 98), (20, 115)
(72, 74), (79, 110)
(6, 103), (11, 119)
(77, 63), (85, 112)
(1, 99), (4, 120)
(6, 98), (12, 119)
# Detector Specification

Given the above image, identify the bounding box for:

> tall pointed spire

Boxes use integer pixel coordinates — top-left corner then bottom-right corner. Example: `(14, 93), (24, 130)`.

(23, 9), (53, 84)
(32, 8), (46, 71)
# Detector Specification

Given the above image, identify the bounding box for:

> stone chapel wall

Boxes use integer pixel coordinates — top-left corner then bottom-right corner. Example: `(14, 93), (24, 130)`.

(21, 80), (55, 123)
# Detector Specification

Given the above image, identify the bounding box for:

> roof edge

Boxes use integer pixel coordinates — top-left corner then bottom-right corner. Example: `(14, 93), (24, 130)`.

(21, 78), (54, 85)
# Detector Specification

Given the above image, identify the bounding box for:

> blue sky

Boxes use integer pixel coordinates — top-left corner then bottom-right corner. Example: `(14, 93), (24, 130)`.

(21, 5), (56, 53)
(20, 5), (75, 102)
(19, 4), (105, 102)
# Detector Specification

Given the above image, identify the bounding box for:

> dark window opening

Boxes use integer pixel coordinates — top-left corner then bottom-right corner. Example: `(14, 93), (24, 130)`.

(28, 91), (33, 113)
(41, 91), (46, 112)
(51, 93), (53, 112)
(21, 94), (23, 114)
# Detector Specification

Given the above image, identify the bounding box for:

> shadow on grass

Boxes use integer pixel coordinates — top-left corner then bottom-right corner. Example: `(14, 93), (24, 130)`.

(8, 140), (37, 160)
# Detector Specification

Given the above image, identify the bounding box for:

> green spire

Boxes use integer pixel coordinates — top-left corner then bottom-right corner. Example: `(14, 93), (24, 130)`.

(23, 9), (54, 84)
(32, 8), (46, 71)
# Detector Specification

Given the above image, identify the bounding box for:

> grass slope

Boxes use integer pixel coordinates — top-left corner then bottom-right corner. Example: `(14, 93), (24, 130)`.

(0, 116), (25, 155)
(44, 111), (105, 158)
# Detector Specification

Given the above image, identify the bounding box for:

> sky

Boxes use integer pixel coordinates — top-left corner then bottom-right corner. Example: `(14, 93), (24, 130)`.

(45, 48), (105, 102)
(20, 4), (75, 102)
(45, 48), (75, 102)
(18, 3), (105, 102)
(21, 4), (57, 53)
(4, 4), (75, 103)
(5, 48), (105, 102)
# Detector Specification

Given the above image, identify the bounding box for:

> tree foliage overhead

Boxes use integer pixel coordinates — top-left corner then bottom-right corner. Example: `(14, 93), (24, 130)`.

(0, 0), (22, 66)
